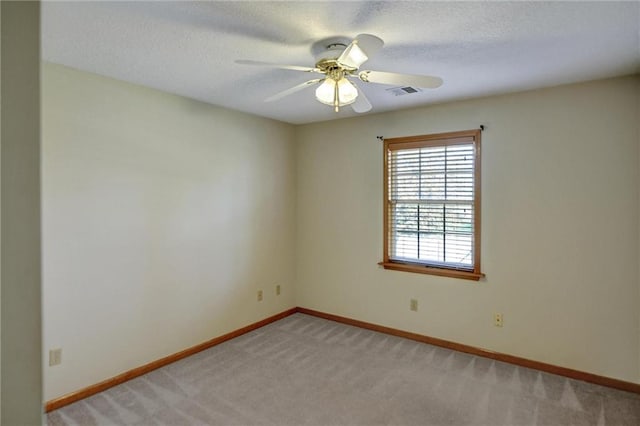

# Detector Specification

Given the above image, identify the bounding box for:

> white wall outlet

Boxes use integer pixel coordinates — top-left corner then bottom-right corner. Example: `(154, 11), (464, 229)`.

(410, 299), (418, 312)
(494, 313), (504, 327)
(276, 284), (281, 296)
(49, 348), (62, 366)
(257, 290), (263, 302)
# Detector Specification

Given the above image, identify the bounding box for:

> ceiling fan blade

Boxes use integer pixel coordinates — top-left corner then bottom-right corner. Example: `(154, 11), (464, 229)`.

(351, 85), (372, 113)
(236, 60), (319, 73)
(337, 34), (384, 69)
(355, 34), (384, 59)
(265, 79), (323, 102)
(359, 70), (443, 88)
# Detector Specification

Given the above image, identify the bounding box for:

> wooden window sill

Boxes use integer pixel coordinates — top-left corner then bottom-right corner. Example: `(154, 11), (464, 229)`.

(378, 261), (485, 281)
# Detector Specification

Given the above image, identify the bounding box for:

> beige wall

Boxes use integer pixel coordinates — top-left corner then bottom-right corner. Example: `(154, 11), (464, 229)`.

(1, 2), (3, 419)
(42, 64), (640, 403)
(295, 76), (640, 383)
(1, 1), (43, 424)
(42, 63), (297, 400)
(637, 76), (640, 381)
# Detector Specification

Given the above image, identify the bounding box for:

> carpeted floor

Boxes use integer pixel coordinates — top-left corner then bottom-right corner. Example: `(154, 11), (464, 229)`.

(47, 313), (640, 425)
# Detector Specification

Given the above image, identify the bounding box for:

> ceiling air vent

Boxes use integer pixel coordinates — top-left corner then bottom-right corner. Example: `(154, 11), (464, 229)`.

(386, 86), (423, 97)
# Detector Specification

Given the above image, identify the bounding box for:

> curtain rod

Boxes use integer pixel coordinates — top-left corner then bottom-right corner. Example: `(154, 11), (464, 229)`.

(376, 125), (485, 141)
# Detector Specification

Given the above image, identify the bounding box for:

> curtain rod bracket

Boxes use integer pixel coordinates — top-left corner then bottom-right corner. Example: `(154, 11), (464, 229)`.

(480, 125), (485, 131)
(376, 136), (384, 141)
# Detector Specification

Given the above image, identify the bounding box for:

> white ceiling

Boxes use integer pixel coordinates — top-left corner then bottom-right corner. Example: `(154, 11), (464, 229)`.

(42, 1), (640, 125)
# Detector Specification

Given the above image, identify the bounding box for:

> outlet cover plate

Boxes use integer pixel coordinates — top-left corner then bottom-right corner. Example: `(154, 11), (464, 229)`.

(410, 299), (418, 312)
(49, 348), (62, 366)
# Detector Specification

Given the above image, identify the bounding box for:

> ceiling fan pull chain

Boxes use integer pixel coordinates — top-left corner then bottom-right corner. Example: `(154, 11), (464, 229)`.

(334, 80), (340, 112)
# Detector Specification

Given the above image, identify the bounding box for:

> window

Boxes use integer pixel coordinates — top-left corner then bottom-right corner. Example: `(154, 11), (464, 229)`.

(380, 129), (483, 281)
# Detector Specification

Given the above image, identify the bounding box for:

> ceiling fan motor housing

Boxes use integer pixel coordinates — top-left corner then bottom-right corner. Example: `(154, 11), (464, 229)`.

(311, 36), (351, 63)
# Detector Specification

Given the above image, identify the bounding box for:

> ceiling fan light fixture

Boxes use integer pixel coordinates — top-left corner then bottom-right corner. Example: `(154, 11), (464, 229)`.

(337, 78), (358, 104)
(315, 78), (357, 109)
(315, 79), (336, 105)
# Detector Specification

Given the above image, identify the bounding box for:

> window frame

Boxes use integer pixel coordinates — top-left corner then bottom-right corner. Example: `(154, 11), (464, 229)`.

(379, 129), (484, 281)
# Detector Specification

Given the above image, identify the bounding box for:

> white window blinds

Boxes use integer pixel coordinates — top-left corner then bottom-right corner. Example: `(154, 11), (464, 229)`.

(389, 144), (475, 269)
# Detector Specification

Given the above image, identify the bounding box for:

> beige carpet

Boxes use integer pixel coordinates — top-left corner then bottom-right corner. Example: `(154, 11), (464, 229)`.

(47, 313), (640, 425)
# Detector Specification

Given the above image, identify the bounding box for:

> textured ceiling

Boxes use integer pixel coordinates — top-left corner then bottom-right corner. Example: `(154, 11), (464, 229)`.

(42, 1), (640, 125)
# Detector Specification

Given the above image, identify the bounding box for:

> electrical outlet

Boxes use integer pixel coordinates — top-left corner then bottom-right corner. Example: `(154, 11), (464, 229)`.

(410, 299), (418, 312)
(49, 348), (62, 366)
(494, 313), (504, 327)
(257, 290), (263, 302)
(276, 285), (281, 296)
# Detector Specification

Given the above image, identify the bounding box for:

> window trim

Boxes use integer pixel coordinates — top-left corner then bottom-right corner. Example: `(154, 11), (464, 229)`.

(380, 129), (484, 281)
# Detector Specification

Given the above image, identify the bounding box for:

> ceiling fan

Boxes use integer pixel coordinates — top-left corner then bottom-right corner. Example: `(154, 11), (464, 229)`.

(236, 34), (443, 113)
